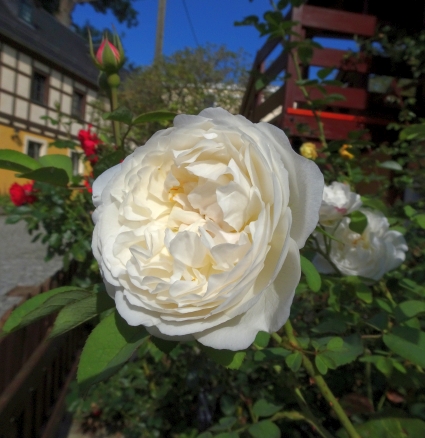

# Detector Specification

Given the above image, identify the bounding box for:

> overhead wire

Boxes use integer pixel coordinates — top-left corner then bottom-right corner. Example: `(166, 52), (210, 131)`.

(181, 0), (200, 46)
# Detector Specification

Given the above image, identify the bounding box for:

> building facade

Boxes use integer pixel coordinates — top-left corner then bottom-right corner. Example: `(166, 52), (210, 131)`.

(0, 0), (100, 193)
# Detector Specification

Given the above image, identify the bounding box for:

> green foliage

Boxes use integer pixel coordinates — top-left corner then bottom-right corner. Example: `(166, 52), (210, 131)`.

(119, 45), (248, 143)
(300, 255), (321, 292)
(77, 310), (149, 393)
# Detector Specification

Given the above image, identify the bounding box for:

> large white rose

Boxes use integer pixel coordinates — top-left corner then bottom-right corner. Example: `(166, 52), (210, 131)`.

(319, 181), (362, 225)
(314, 208), (407, 280)
(92, 108), (324, 350)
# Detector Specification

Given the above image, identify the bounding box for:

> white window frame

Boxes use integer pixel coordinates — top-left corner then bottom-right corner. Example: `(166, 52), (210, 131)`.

(23, 135), (47, 159)
(69, 149), (85, 176)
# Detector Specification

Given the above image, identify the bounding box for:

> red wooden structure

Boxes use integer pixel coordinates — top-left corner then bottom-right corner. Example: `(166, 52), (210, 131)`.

(240, 4), (394, 141)
(0, 276), (87, 438)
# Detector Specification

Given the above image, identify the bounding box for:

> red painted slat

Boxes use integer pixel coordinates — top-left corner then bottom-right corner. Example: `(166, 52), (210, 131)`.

(300, 5), (377, 36)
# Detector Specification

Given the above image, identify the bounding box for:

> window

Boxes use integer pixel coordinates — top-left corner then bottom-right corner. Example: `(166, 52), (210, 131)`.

(71, 151), (81, 176)
(71, 90), (85, 119)
(19, 0), (33, 24)
(27, 141), (43, 160)
(31, 71), (48, 105)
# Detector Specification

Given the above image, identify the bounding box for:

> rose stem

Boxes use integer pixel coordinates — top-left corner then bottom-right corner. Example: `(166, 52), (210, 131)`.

(281, 321), (361, 438)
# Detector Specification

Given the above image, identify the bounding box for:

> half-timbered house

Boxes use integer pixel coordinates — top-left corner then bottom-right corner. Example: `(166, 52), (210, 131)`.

(0, 0), (99, 193)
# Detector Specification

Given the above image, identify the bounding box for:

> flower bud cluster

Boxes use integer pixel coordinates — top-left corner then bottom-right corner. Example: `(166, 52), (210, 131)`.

(78, 125), (102, 166)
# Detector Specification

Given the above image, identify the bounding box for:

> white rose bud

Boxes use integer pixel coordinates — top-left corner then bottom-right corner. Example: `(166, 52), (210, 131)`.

(319, 181), (362, 226)
(314, 208), (408, 281)
(91, 108), (324, 350)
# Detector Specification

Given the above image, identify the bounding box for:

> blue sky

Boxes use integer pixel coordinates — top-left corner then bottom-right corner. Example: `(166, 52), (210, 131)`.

(73, 0), (274, 67)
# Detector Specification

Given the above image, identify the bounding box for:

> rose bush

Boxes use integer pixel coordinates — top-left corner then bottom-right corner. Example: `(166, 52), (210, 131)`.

(91, 107), (324, 350)
(9, 181), (37, 206)
(314, 208), (408, 280)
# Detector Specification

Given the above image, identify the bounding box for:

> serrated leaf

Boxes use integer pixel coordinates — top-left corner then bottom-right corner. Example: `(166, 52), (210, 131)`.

(201, 346), (246, 370)
(77, 310), (149, 393)
(300, 256), (321, 292)
(336, 418), (425, 438)
(348, 210), (368, 234)
(285, 351), (302, 372)
(132, 110), (176, 124)
(317, 67), (335, 80)
(19, 167), (69, 186)
(93, 150), (126, 179)
(383, 327), (425, 368)
(0, 149), (41, 173)
(2, 286), (88, 334)
(102, 106), (133, 124)
(254, 331), (270, 349)
(48, 292), (115, 338)
(249, 420), (281, 438)
(150, 336), (179, 354)
(253, 399), (282, 417)
(378, 160), (402, 171)
(38, 154), (73, 180)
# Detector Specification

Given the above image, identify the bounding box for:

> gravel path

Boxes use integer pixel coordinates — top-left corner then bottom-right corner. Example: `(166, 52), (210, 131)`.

(0, 216), (62, 315)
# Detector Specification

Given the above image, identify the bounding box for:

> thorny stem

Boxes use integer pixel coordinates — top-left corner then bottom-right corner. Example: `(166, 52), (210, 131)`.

(282, 320), (361, 438)
(291, 50), (328, 149)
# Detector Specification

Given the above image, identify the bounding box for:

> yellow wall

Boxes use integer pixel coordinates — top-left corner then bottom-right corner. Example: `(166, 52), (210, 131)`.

(0, 124), (69, 194)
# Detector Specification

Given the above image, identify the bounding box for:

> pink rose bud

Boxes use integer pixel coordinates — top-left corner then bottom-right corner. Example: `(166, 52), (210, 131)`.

(96, 39), (121, 65)
(89, 31), (125, 74)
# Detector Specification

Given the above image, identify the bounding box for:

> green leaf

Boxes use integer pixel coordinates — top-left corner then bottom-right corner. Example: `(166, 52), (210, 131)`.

(0, 149), (42, 173)
(215, 433), (239, 438)
(102, 106), (133, 124)
(327, 337), (344, 351)
(254, 347), (291, 362)
(399, 123), (425, 141)
(132, 110), (176, 125)
(413, 214), (425, 229)
(383, 327), (425, 368)
(201, 346), (246, 370)
(210, 417), (237, 432)
(38, 154), (73, 180)
(337, 418), (425, 438)
(321, 334), (363, 368)
(77, 310), (149, 393)
(249, 420), (281, 438)
(2, 287), (89, 334)
(315, 355), (329, 374)
(404, 205), (416, 218)
(19, 167), (69, 186)
(93, 150), (126, 179)
(394, 300), (425, 323)
(253, 399), (282, 417)
(150, 336), (179, 354)
(285, 351), (302, 372)
(300, 256), (321, 292)
(348, 211), (368, 234)
(317, 67), (335, 80)
(49, 139), (78, 150)
(254, 331), (270, 349)
(48, 292), (115, 338)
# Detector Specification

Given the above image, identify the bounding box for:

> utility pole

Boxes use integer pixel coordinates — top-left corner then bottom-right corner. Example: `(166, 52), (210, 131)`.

(154, 0), (167, 62)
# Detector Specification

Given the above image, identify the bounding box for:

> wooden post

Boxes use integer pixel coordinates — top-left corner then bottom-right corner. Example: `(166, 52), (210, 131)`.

(154, 0), (167, 62)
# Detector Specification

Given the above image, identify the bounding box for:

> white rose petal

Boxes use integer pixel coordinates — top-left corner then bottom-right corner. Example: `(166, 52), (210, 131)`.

(92, 108), (324, 350)
(314, 208), (408, 281)
(319, 181), (362, 225)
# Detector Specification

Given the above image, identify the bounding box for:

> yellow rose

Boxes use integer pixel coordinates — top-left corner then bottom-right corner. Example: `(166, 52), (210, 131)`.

(339, 144), (355, 160)
(300, 142), (318, 160)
